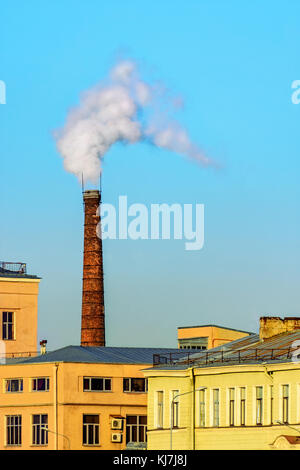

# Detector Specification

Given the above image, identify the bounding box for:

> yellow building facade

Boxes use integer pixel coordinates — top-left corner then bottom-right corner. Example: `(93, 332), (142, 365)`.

(144, 318), (300, 450)
(0, 263), (40, 357)
(177, 324), (252, 350)
(0, 346), (178, 450)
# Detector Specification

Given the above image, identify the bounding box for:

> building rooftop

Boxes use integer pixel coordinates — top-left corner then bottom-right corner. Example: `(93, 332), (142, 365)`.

(151, 329), (300, 369)
(177, 324), (254, 335)
(0, 262), (40, 280)
(13, 346), (180, 365)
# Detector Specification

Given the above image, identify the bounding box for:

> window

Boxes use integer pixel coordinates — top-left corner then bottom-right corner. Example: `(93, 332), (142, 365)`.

(2, 312), (14, 340)
(83, 415), (99, 445)
(240, 387), (246, 426)
(6, 415), (22, 446)
(256, 386), (263, 425)
(83, 377), (111, 392)
(270, 385), (274, 425)
(123, 378), (147, 393)
(126, 415), (147, 444)
(282, 385), (289, 424)
(157, 391), (164, 428)
(32, 414), (48, 445)
(5, 379), (23, 393)
(171, 390), (179, 428)
(32, 378), (49, 392)
(199, 389), (206, 427)
(229, 388), (235, 426)
(213, 389), (220, 427)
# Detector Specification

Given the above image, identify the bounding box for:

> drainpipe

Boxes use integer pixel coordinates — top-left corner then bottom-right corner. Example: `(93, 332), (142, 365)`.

(189, 367), (196, 450)
(53, 363), (59, 450)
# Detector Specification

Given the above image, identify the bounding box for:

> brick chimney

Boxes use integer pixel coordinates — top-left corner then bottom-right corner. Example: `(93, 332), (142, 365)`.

(259, 316), (300, 341)
(81, 190), (105, 347)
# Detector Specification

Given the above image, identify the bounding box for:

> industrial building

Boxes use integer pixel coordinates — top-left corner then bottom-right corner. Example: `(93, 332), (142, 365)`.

(144, 317), (300, 450)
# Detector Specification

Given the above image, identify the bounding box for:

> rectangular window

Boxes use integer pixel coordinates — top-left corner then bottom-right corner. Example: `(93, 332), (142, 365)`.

(171, 390), (179, 428)
(229, 388), (235, 426)
(83, 415), (99, 445)
(32, 414), (48, 445)
(282, 385), (289, 424)
(5, 379), (23, 393)
(126, 415), (147, 444)
(240, 387), (246, 426)
(2, 312), (14, 340)
(199, 389), (206, 427)
(270, 385), (273, 425)
(123, 378), (147, 393)
(83, 377), (111, 392)
(256, 386), (263, 425)
(32, 378), (49, 392)
(6, 415), (22, 446)
(213, 389), (220, 427)
(157, 391), (164, 428)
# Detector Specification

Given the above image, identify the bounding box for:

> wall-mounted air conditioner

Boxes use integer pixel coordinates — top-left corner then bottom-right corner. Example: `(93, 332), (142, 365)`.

(111, 433), (122, 443)
(111, 418), (123, 430)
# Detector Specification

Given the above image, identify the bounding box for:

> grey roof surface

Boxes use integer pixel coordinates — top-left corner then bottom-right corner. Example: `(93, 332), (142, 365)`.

(150, 329), (300, 370)
(0, 267), (40, 280)
(15, 346), (180, 365)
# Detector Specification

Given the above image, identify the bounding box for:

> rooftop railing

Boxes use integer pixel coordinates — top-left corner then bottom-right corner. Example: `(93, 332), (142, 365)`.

(153, 346), (299, 367)
(0, 262), (27, 274)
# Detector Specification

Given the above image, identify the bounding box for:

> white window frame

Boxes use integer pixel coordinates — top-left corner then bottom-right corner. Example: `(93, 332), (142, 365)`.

(6, 415), (22, 446)
(83, 377), (112, 392)
(2, 311), (15, 340)
(4, 378), (23, 393)
(170, 390), (180, 429)
(32, 377), (50, 392)
(82, 414), (100, 446)
(32, 414), (48, 446)
(156, 390), (164, 429)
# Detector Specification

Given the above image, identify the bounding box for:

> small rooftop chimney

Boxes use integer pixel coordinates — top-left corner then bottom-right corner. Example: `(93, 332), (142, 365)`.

(259, 316), (300, 341)
(81, 190), (105, 347)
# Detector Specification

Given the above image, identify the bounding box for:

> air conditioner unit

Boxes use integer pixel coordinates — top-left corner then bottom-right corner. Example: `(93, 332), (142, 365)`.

(111, 418), (123, 430)
(111, 433), (122, 443)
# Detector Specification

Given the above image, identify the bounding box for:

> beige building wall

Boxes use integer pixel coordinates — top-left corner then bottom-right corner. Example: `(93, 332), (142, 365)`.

(0, 277), (40, 357)
(144, 362), (300, 450)
(0, 361), (149, 450)
(178, 325), (251, 349)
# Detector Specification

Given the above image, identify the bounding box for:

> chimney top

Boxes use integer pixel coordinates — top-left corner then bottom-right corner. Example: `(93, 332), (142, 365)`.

(259, 316), (300, 341)
(83, 190), (100, 200)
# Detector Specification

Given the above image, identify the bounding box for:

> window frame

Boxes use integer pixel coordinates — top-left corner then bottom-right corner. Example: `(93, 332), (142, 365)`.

(32, 377), (50, 392)
(2, 311), (15, 341)
(229, 388), (235, 427)
(82, 414), (100, 446)
(240, 387), (246, 426)
(6, 415), (22, 446)
(83, 377), (112, 392)
(156, 391), (164, 429)
(5, 378), (23, 393)
(213, 389), (220, 427)
(126, 415), (147, 444)
(256, 386), (263, 426)
(123, 377), (147, 393)
(199, 389), (206, 427)
(282, 384), (289, 424)
(32, 414), (48, 446)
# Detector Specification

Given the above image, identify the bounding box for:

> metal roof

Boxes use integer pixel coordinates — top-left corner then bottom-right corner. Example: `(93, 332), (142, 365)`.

(15, 346), (180, 365)
(152, 329), (300, 369)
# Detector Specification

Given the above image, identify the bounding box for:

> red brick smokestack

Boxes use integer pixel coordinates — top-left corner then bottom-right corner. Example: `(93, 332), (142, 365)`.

(81, 190), (105, 347)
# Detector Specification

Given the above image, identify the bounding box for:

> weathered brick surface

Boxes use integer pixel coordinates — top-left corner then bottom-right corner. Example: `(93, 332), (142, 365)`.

(81, 190), (105, 346)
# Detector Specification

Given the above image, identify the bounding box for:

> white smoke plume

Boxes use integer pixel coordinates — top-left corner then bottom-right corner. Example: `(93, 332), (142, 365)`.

(55, 59), (214, 184)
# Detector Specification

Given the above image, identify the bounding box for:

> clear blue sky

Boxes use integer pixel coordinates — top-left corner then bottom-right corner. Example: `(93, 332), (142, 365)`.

(1, 0), (300, 350)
